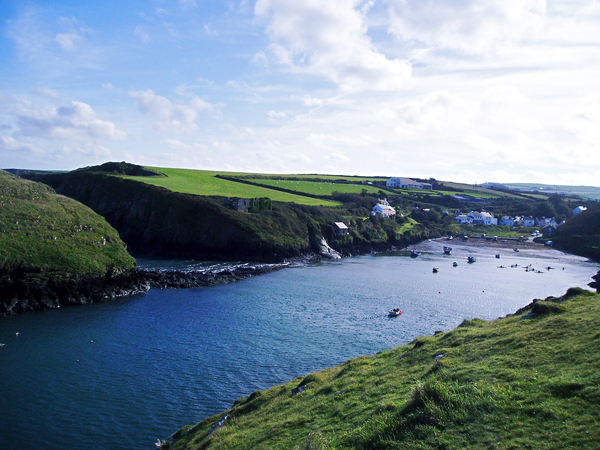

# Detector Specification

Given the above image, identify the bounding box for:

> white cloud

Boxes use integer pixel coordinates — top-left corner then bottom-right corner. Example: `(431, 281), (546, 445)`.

(267, 110), (286, 119)
(129, 90), (221, 132)
(134, 26), (151, 43)
(0, 135), (42, 155)
(14, 99), (125, 142)
(55, 32), (83, 51)
(30, 87), (61, 102)
(255, 0), (412, 91)
(387, 0), (546, 56)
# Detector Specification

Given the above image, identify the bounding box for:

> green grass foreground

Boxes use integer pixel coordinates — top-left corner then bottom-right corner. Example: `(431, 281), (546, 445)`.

(166, 288), (600, 450)
(0, 170), (135, 273)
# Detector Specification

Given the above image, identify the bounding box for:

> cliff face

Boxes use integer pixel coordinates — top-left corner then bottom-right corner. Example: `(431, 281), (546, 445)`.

(27, 171), (320, 261)
(26, 166), (436, 263)
(553, 205), (600, 261)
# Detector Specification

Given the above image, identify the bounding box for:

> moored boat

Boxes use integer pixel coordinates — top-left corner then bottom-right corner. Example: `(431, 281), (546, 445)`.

(443, 246), (452, 254)
(388, 308), (402, 317)
(410, 250), (420, 257)
(468, 255), (476, 263)
(433, 267), (439, 273)
(453, 261), (458, 267)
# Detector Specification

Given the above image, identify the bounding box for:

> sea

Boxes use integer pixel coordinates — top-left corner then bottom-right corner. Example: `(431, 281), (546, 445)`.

(0, 239), (597, 450)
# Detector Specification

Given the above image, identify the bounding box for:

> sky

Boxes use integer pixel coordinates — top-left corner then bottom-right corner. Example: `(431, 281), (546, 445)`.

(0, 0), (599, 185)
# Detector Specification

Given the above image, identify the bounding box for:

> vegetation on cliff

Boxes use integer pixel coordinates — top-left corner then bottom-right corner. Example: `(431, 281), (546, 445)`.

(165, 288), (600, 450)
(26, 164), (454, 261)
(0, 170), (135, 273)
(553, 204), (600, 260)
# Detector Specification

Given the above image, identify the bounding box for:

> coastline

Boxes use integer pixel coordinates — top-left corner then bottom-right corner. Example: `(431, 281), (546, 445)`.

(2, 237), (597, 318)
(0, 262), (291, 317)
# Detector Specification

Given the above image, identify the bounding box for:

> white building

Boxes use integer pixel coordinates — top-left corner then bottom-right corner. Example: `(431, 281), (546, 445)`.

(523, 216), (536, 227)
(386, 177), (433, 190)
(468, 211), (497, 226)
(372, 203), (396, 217)
(573, 206), (587, 215)
(499, 216), (515, 226)
(455, 214), (473, 224)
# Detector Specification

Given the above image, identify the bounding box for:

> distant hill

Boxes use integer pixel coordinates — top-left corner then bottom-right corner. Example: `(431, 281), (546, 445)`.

(485, 182), (600, 201)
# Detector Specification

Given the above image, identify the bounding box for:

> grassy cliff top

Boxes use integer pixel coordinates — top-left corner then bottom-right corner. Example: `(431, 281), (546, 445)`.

(167, 288), (600, 450)
(124, 167), (342, 206)
(0, 170), (135, 273)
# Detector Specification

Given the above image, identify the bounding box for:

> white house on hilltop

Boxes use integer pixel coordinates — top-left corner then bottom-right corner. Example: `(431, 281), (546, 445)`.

(386, 177), (432, 190)
(372, 203), (396, 217)
(573, 206), (587, 215)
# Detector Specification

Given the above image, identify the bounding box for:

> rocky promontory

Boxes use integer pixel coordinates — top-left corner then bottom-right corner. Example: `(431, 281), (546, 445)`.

(0, 263), (286, 317)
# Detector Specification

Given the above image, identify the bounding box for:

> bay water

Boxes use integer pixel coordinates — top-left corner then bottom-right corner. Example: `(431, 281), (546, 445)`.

(0, 240), (597, 450)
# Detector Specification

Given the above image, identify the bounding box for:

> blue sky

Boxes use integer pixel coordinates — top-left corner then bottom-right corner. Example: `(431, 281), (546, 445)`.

(1, 0), (599, 185)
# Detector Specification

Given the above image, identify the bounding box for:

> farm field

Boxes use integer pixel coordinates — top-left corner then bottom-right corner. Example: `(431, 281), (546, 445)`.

(124, 167), (341, 206)
(243, 178), (385, 197)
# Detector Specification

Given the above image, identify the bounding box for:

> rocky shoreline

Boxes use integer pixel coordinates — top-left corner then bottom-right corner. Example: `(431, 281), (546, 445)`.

(0, 262), (292, 317)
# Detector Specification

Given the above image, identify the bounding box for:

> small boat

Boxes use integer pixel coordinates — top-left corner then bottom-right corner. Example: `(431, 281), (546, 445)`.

(388, 308), (402, 317)
(468, 256), (476, 263)
(433, 267), (439, 273)
(513, 248), (520, 252)
(453, 261), (458, 267)
(443, 246), (452, 254)
(410, 250), (420, 257)
(495, 254), (500, 259)
(447, 236), (453, 240)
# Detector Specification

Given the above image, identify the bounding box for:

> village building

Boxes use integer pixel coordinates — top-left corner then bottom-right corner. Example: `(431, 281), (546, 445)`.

(522, 216), (536, 227)
(386, 177), (433, 190)
(335, 222), (349, 235)
(573, 206), (587, 215)
(372, 203), (396, 217)
(455, 214), (473, 224)
(467, 211), (497, 225)
(499, 216), (515, 226)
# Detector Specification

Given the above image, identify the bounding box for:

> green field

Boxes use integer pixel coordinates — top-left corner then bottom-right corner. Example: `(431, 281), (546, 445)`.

(166, 288), (600, 450)
(125, 168), (341, 206)
(244, 178), (385, 197)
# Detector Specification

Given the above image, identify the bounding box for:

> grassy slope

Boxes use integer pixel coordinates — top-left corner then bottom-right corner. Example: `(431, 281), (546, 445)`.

(0, 170), (135, 273)
(168, 288), (600, 450)
(125, 168), (341, 207)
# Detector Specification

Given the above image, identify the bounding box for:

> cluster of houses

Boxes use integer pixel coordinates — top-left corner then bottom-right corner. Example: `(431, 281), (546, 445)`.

(455, 210), (563, 228)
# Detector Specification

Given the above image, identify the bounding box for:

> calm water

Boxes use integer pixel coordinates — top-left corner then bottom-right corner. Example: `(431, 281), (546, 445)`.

(0, 241), (597, 450)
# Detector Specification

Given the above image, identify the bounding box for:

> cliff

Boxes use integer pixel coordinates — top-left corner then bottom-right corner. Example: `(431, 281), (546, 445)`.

(0, 170), (137, 316)
(26, 166), (433, 262)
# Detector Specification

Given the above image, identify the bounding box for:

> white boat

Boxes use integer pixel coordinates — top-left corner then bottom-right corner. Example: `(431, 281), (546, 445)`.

(443, 246), (452, 254)
(410, 250), (420, 257)
(433, 267), (439, 273)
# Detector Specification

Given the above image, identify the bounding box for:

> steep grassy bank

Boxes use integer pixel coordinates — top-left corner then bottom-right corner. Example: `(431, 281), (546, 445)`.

(0, 170), (135, 272)
(164, 288), (600, 450)
(0, 170), (137, 315)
